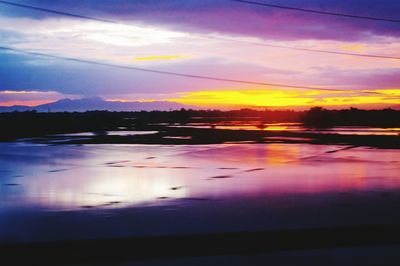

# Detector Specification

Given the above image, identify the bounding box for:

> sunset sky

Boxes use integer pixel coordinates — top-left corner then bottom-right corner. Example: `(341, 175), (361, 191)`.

(0, 0), (400, 109)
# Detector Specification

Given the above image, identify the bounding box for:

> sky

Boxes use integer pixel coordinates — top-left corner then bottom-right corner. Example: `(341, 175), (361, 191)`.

(0, 0), (400, 109)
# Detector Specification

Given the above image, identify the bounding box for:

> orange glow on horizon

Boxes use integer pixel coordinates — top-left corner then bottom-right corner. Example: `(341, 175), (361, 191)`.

(169, 89), (400, 108)
(2, 90), (399, 109)
(0, 100), (53, 107)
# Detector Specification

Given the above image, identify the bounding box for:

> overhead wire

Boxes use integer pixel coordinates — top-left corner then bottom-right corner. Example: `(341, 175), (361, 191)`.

(0, 46), (381, 95)
(230, 0), (400, 23)
(0, 0), (399, 60)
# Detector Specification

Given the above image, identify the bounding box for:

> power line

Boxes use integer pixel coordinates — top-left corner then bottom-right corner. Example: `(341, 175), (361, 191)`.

(204, 35), (400, 60)
(0, 0), (399, 61)
(0, 46), (379, 95)
(230, 0), (400, 23)
(0, 0), (113, 23)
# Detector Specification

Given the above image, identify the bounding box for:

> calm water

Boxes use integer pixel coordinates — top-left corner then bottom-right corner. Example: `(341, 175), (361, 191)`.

(1, 141), (400, 243)
(38, 124), (400, 138)
(172, 122), (400, 135)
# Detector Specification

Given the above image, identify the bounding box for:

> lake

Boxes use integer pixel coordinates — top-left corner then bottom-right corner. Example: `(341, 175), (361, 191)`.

(1, 141), (400, 245)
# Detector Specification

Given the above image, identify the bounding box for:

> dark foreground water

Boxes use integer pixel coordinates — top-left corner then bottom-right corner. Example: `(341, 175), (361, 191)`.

(0, 141), (400, 264)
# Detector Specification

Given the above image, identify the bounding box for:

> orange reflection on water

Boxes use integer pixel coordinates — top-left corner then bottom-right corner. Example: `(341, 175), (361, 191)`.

(176, 122), (400, 136)
(264, 125), (289, 131)
(336, 161), (367, 191)
(264, 143), (300, 165)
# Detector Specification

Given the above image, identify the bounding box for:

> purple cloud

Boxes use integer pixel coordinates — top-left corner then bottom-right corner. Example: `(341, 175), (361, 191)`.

(3, 0), (397, 41)
(312, 67), (400, 89)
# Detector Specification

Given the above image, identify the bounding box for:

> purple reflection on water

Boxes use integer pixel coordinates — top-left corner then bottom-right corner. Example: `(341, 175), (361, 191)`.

(0, 142), (399, 243)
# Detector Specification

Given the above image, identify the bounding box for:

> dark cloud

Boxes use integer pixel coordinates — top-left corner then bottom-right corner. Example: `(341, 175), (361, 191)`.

(2, 0), (400, 41)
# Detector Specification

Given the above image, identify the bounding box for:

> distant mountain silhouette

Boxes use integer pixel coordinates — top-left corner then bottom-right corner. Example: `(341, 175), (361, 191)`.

(0, 97), (195, 112)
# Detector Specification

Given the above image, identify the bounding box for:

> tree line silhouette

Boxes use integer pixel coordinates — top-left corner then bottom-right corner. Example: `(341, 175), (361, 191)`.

(0, 107), (399, 140)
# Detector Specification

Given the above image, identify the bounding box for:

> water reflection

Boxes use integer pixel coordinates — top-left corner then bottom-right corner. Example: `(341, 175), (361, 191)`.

(1, 142), (399, 211)
(52, 130), (159, 137)
(172, 122), (400, 136)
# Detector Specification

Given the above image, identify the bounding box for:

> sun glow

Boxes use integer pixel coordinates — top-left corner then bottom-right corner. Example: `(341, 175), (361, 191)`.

(134, 55), (189, 61)
(338, 43), (366, 52)
(170, 89), (400, 108)
(78, 22), (186, 47)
